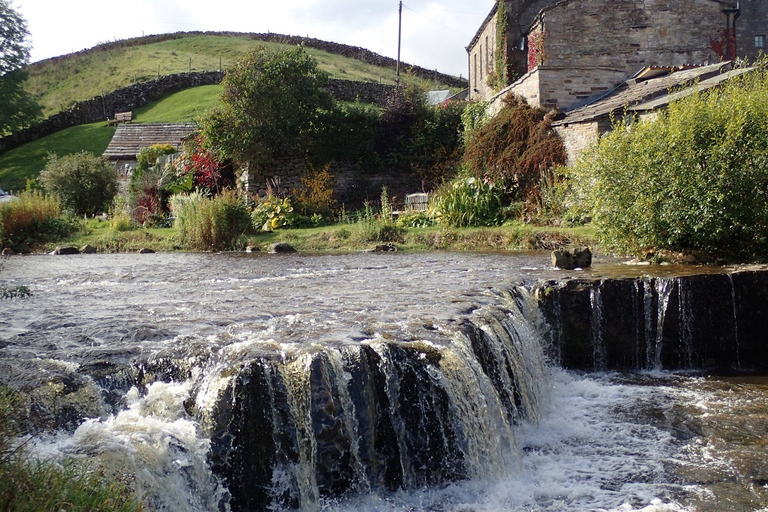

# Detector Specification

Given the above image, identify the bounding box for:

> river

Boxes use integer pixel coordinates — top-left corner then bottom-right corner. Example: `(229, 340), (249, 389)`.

(1, 252), (766, 511)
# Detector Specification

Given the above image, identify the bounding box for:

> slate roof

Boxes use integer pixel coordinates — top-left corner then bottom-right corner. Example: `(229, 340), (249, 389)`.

(103, 123), (197, 160)
(552, 62), (749, 127)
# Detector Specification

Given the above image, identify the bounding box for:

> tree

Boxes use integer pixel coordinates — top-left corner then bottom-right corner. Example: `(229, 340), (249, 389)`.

(39, 152), (118, 216)
(201, 45), (333, 172)
(0, 0), (41, 134)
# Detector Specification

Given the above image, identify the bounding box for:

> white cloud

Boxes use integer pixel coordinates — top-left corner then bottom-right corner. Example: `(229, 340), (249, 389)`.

(15, 0), (491, 77)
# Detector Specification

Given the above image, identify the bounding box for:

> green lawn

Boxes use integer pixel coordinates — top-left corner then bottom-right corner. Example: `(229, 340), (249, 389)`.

(0, 85), (223, 191)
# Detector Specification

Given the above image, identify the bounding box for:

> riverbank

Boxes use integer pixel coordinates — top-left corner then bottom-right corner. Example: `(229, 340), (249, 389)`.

(29, 217), (596, 254)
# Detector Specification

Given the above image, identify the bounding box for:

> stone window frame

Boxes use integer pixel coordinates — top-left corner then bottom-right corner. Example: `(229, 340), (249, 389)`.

(756, 35), (766, 48)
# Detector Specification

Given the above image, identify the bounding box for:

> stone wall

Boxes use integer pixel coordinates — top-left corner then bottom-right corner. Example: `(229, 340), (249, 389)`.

(0, 74), (395, 156)
(468, 9), (499, 101)
(554, 121), (599, 166)
(736, 0), (768, 62)
(242, 158), (420, 207)
(542, 0), (726, 74)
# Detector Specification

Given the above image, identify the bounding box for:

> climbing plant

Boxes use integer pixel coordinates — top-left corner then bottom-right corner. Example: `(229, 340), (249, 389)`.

(493, 0), (509, 90)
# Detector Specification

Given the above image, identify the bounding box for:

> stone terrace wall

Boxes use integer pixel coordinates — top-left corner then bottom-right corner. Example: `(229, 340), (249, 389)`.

(0, 74), (395, 155)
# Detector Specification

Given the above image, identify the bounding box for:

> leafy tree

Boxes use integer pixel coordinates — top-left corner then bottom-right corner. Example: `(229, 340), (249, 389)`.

(201, 45), (333, 172)
(570, 63), (768, 262)
(0, 0), (41, 134)
(39, 152), (118, 216)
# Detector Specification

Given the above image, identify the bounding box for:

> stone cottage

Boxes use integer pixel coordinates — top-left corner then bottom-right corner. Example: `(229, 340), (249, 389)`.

(467, 0), (763, 111)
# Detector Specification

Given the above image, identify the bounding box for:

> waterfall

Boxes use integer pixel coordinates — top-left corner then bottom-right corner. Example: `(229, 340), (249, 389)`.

(727, 274), (741, 369)
(677, 278), (694, 368)
(589, 285), (607, 371)
(191, 287), (551, 511)
(653, 279), (674, 371)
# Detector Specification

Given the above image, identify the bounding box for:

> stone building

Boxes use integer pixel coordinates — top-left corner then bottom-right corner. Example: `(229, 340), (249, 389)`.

(467, 0), (763, 111)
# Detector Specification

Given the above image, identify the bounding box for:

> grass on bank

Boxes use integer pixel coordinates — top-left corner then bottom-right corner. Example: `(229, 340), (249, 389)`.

(42, 217), (594, 254)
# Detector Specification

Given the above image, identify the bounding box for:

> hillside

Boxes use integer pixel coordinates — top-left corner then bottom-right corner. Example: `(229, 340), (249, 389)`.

(25, 32), (465, 117)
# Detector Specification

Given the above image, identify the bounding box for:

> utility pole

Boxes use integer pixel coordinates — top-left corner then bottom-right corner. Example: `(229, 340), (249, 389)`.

(396, 1), (402, 86)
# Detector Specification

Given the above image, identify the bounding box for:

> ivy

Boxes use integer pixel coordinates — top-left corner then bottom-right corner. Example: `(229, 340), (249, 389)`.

(494, 0), (509, 91)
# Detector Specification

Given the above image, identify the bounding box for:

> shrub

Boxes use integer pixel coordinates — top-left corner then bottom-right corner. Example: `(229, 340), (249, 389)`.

(462, 94), (566, 203)
(293, 163), (338, 217)
(38, 151), (118, 216)
(571, 64), (768, 262)
(129, 145), (179, 225)
(172, 190), (251, 251)
(0, 190), (76, 251)
(432, 175), (505, 228)
(251, 196), (297, 231)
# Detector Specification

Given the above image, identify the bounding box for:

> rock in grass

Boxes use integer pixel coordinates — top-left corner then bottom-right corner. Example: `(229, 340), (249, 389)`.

(268, 243), (297, 254)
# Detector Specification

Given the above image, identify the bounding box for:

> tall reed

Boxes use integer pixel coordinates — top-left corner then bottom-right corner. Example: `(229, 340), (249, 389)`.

(171, 190), (251, 251)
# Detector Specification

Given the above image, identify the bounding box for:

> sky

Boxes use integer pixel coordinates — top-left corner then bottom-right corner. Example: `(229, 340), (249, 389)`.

(13, 0), (493, 79)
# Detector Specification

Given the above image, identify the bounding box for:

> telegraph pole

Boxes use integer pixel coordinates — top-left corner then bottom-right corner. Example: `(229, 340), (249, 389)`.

(396, 1), (402, 86)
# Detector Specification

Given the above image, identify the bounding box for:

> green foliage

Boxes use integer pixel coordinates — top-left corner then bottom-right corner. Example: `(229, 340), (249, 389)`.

(251, 196), (297, 232)
(571, 65), (768, 261)
(201, 45), (333, 170)
(461, 100), (490, 143)
(0, 0), (41, 134)
(130, 144), (180, 224)
(462, 95), (566, 202)
(0, 190), (78, 251)
(39, 151), (118, 216)
(352, 202), (405, 244)
(171, 189), (251, 250)
(432, 175), (506, 228)
(395, 210), (436, 228)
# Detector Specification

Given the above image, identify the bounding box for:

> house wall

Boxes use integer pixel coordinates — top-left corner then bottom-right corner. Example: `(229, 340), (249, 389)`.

(554, 122), (600, 165)
(542, 0), (726, 74)
(737, 0), (768, 62)
(468, 9), (499, 101)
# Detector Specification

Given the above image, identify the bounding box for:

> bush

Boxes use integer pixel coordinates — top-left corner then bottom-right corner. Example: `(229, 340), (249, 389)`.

(432, 175), (506, 228)
(462, 95), (566, 203)
(251, 196), (297, 232)
(171, 190), (251, 251)
(293, 163), (338, 218)
(129, 144), (179, 225)
(38, 151), (118, 216)
(0, 190), (76, 251)
(571, 64), (768, 262)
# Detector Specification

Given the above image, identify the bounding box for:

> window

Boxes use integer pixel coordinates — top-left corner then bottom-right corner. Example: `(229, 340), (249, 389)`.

(756, 35), (766, 48)
(479, 44), (483, 81)
(474, 53), (478, 89)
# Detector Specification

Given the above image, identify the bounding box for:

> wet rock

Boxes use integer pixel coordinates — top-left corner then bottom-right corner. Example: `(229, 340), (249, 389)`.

(551, 247), (591, 269)
(551, 249), (575, 269)
(245, 245), (260, 253)
(80, 244), (97, 254)
(573, 247), (592, 268)
(54, 246), (80, 255)
(366, 243), (397, 252)
(1, 247), (15, 256)
(138, 248), (155, 254)
(269, 242), (297, 254)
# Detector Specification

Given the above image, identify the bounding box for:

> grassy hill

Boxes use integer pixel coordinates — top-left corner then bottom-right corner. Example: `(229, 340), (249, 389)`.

(25, 33), (461, 117)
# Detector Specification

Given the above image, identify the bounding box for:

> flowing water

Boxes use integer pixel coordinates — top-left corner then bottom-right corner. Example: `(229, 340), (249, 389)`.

(1, 253), (767, 511)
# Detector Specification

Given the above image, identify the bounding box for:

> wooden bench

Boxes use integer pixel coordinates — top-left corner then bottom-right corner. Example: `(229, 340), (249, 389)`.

(107, 111), (133, 126)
